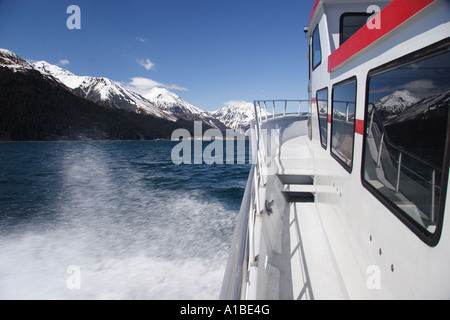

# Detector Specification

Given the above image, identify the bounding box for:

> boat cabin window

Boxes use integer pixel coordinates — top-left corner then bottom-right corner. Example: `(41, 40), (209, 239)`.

(312, 25), (321, 70)
(340, 13), (372, 45)
(316, 88), (328, 149)
(362, 40), (450, 243)
(331, 78), (356, 171)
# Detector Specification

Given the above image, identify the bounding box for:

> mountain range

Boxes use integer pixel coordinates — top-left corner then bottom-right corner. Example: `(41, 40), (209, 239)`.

(143, 87), (228, 131)
(374, 89), (420, 120)
(33, 60), (176, 121)
(374, 88), (449, 167)
(212, 101), (256, 134)
(372, 88), (450, 125)
(382, 89), (450, 125)
(0, 48), (253, 140)
(0, 49), (204, 141)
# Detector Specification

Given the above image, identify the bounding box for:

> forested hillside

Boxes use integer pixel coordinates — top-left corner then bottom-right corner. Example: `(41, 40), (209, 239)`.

(0, 67), (198, 141)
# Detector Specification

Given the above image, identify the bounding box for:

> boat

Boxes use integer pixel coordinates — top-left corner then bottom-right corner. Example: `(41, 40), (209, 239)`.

(221, 0), (450, 300)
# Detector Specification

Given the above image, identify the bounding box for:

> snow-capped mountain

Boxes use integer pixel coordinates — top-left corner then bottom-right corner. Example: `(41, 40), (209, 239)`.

(1, 48), (241, 132)
(385, 88), (450, 126)
(374, 90), (420, 118)
(0, 49), (34, 73)
(144, 87), (228, 130)
(31, 60), (229, 129)
(212, 102), (255, 134)
(32, 61), (176, 121)
(212, 101), (271, 134)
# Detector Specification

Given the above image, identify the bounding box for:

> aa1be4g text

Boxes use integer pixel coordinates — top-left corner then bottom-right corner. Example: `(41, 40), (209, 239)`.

(221, 304), (269, 315)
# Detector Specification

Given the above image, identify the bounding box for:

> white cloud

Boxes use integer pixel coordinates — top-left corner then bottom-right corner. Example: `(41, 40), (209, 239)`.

(372, 79), (437, 95)
(401, 79), (436, 91)
(126, 77), (188, 95)
(224, 100), (249, 106)
(137, 58), (155, 71)
(58, 59), (70, 66)
(136, 37), (148, 44)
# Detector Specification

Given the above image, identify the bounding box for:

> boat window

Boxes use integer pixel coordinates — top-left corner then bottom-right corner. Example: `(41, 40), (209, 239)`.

(316, 88), (328, 149)
(312, 25), (321, 70)
(331, 78), (356, 171)
(362, 40), (450, 243)
(340, 13), (372, 45)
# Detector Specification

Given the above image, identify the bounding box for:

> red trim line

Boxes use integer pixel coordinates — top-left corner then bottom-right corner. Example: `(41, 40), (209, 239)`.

(309, 0), (321, 25)
(328, 0), (436, 72)
(327, 114), (332, 124)
(355, 119), (364, 135)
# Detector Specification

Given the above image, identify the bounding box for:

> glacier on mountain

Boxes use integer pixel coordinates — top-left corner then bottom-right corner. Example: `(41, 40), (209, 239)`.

(143, 87), (227, 130)
(32, 61), (176, 121)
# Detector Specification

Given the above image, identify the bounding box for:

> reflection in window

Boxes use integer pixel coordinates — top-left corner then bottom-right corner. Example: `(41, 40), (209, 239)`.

(317, 88), (328, 149)
(312, 26), (321, 70)
(331, 79), (356, 170)
(363, 45), (450, 236)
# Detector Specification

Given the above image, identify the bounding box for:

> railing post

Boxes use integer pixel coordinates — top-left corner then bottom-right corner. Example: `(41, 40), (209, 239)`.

(376, 133), (384, 168)
(396, 152), (402, 192)
(256, 102), (260, 126)
(346, 103), (349, 122)
(254, 101), (260, 138)
(284, 101), (287, 117)
(264, 101), (268, 121)
(368, 107), (375, 137)
(431, 169), (436, 222)
(249, 178), (257, 267)
(272, 101), (275, 119)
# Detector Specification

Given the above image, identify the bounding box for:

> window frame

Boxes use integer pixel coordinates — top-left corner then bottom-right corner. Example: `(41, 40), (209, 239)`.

(361, 38), (450, 247)
(311, 25), (322, 71)
(339, 12), (372, 46)
(316, 87), (329, 149)
(330, 76), (357, 173)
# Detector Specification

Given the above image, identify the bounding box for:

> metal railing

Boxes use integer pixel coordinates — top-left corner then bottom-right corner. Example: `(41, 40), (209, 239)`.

(221, 99), (307, 300)
(254, 100), (308, 122)
(219, 162), (255, 299)
(367, 104), (441, 222)
(332, 100), (356, 123)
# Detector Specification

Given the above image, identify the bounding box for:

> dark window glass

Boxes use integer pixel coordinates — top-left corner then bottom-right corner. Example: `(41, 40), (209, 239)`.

(340, 13), (372, 45)
(312, 26), (321, 70)
(331, 79), (357, 171)
(317, 88), (328, 149)
(363, 43), (450, 238)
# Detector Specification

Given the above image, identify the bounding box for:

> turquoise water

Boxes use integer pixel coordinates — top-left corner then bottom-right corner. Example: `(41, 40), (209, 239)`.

(0, 141), (250, 299)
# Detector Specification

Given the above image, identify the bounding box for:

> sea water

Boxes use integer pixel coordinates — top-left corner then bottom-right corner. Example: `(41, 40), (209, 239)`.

(0, 141), (250, 300)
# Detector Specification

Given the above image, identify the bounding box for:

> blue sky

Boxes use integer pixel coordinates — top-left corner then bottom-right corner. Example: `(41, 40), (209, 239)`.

(0, 0), (314, 111)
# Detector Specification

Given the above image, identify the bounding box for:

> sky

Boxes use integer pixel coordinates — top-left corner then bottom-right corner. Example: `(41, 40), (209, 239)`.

(0, 0), (314, 111)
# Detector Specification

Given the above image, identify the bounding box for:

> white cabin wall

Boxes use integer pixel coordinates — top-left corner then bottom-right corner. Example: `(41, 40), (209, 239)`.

(325, 2), (390, 53)
(309, 9), (330, 148)
(308, 0), (450, 299)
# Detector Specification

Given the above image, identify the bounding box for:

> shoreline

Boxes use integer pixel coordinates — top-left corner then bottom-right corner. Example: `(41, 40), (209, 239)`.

(0, 137), (251, 144)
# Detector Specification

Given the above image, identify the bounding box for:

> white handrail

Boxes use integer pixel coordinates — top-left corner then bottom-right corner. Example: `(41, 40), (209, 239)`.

(220, 99), (307, 300)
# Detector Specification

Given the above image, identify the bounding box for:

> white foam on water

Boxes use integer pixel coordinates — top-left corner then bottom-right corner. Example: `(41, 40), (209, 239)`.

(0, 233), (227, 299)
(0, 143), (238, 300)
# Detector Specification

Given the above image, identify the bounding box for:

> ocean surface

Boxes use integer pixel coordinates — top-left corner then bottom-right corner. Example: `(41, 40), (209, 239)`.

(0, 140), (250, 300)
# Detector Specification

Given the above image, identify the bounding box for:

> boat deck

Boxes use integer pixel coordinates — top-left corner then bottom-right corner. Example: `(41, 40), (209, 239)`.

(265, 136), (347, 300)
